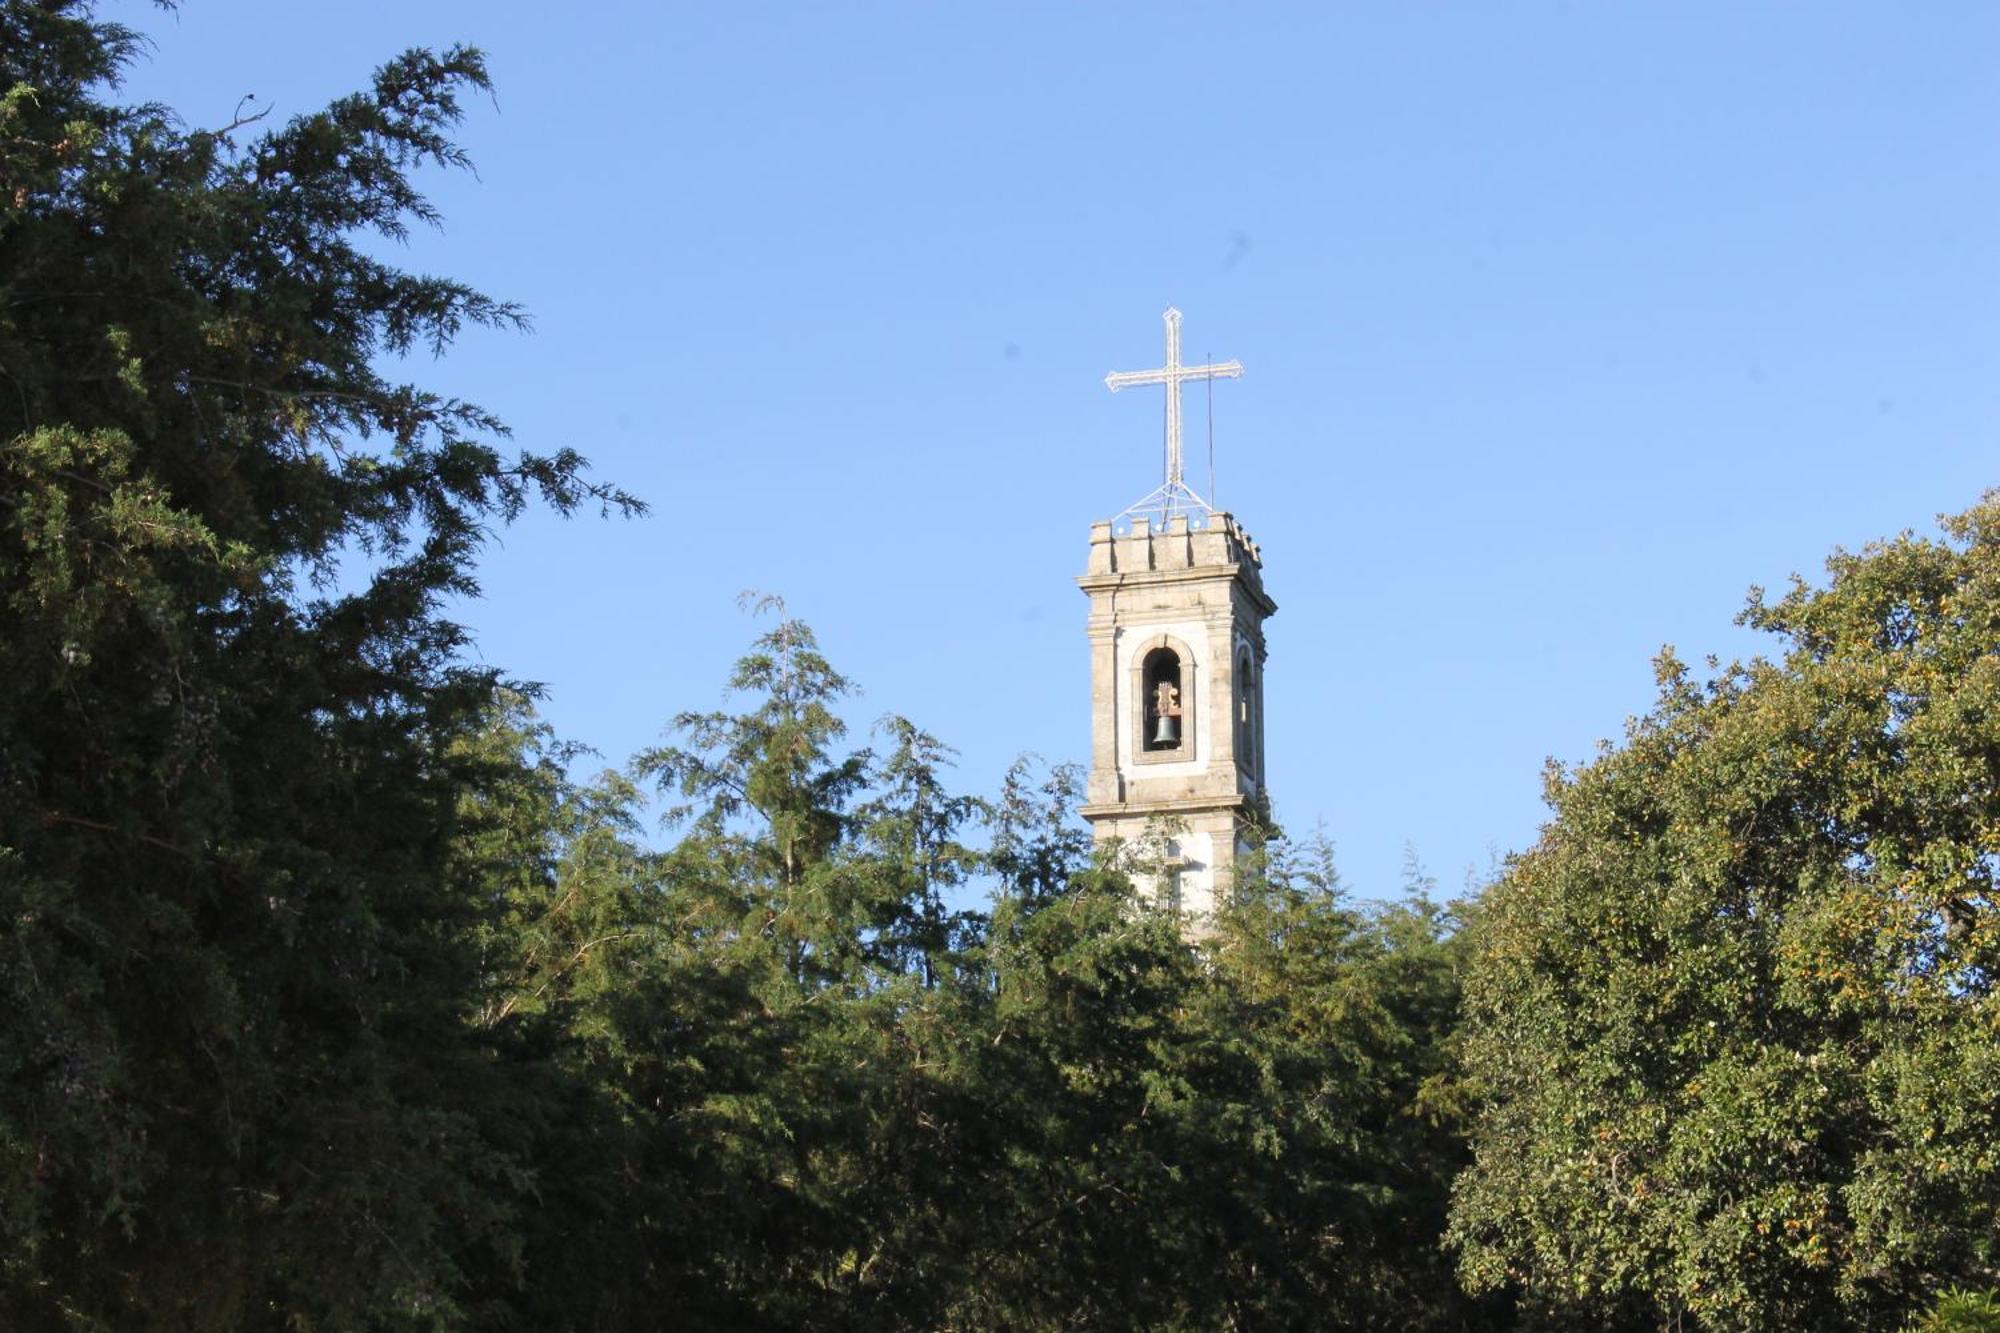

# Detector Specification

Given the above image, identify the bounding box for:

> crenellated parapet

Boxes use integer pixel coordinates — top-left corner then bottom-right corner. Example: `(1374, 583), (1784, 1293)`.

(1078, 512), (1274, 615)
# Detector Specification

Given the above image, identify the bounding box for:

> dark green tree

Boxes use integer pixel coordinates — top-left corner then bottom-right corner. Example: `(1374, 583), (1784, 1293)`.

(1449, 497), (2000, 1330)
(541, 612), (1502, 1331)
(450, 695), (660, 1328)
(1189, 835), (1500, 1329)
(606, 608), (992, 1327)
(0, 4), (635, 1322)
(929, 803), (1499, 1330)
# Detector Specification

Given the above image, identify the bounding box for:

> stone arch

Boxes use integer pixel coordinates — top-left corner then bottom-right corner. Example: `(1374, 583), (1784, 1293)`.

(1129, 632), (1196, 764)
(1234, 643), (1258, 779)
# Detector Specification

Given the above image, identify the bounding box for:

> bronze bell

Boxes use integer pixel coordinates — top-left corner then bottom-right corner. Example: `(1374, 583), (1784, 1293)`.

(1152, 713), (1180, 746)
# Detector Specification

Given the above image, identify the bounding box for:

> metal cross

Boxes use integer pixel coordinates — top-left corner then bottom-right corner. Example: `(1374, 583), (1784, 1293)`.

(1105, 308), (1243, 488)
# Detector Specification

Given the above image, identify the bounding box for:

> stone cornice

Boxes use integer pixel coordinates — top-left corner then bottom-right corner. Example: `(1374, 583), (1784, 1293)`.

(1078, 792), (1252, 820)
(1076, 565), (1279, 617)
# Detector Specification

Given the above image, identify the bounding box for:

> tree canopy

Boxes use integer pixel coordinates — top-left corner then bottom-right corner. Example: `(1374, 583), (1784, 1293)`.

(1449, 497), (2000, 1330)
(5, 5), (1997, 1330)
(1, 1), (635, 1321)
(1, 12), (1477, 1321)
(503, 607), (1489, 1329)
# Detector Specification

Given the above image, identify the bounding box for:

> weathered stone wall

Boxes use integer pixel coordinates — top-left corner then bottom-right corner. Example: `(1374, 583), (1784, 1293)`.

(1077, 512), (1275, 916)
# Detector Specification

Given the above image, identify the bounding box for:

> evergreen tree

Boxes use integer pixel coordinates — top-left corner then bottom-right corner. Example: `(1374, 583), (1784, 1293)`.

(0, 4), (635, 1321)
(539, 612), (1501, 1330)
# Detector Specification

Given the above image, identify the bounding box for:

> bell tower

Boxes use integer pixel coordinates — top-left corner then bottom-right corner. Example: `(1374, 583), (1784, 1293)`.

(1078, 309), (1276, 915)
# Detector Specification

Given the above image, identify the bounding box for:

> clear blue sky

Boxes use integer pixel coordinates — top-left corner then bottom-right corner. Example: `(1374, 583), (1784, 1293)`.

(124, 3), (1998, 901)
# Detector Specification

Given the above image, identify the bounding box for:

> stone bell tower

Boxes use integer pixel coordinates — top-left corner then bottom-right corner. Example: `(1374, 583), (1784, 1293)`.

(1078, 309), (1275, 915)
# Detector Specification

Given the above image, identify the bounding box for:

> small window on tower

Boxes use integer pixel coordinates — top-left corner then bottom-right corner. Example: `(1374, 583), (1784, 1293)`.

(1141, 648), (1185, 752)
(1235, 650), (1257, 776)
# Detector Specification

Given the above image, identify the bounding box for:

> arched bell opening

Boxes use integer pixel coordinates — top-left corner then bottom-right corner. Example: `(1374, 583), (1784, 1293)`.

(1234, 648), (1258, 778)
(1141, 647), (1185, 753)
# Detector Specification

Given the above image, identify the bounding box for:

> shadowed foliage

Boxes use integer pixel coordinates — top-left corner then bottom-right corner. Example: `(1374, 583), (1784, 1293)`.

(1450, 497), (2000, 1331)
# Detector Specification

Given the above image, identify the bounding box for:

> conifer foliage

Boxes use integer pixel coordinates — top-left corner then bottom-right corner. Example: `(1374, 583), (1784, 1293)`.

(507, 608), (1486, 1329)
(0, 16), (1479, 1323)
(9, 6), (1998, 1330)
(0, 2), (637, 1322)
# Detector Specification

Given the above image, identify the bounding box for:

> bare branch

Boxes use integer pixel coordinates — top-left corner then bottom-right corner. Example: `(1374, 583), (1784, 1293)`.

(206, 93), (272, 139)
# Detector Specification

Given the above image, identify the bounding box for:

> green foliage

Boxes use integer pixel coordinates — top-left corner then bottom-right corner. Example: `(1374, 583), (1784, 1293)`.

(34, 7), (2000, 1330)
(0, 3), (634, 1323)
(453, 606), (1493, 1329)
(1912, 1288), (2000, 1333)
(1449, 496), (2000, 1330)
(10, 12), (1485, 1322)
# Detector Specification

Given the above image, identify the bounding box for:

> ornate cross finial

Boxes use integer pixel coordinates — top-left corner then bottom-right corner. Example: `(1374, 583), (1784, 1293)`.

(1105, 308), (1243, 493)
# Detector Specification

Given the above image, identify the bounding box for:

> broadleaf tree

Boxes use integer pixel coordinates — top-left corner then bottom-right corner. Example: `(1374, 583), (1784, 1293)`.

(1449, 496), (2000, 1330)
